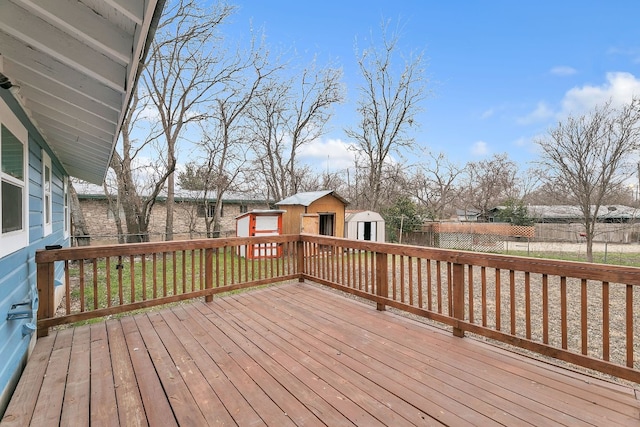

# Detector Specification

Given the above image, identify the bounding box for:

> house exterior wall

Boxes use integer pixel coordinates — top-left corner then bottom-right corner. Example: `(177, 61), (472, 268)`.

(78, 197), (270, 244)
(0, 93), (69, 415)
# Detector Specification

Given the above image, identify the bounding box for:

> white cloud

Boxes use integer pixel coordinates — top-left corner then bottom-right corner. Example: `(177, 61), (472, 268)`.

(559, 72), (640, 117)
(550, 66), (577, 76)
(517, 102), (554, 125)
(471, 141), (488, 156)
(480, 108), (494, 119)
(298, 138), (356, 171)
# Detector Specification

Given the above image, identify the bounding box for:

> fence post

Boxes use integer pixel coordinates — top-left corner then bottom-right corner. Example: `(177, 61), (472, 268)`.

(204, 248), (213, 302)
(297, 238), (305, 282)
(452, 262), (465, 337)
(376, 252), (388, 311)
(36, 260), (55, 337)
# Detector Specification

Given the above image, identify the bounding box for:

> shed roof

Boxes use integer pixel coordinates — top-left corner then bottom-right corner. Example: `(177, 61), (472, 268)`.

(276, 190), (348, 207)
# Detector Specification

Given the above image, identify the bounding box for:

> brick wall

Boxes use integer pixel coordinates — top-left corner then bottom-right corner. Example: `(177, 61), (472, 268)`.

(78, 198), (270, 244)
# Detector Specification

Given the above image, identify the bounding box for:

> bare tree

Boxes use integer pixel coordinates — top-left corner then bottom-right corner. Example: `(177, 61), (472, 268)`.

(112, 0), (236, 241)
(68, 180), (90, 246)
(536, 98), (640, 261)
(462, 153), (519, 219)
(345, 19), (430, 211)
(248, 60), (344, 201)
(412, 152), (462, 220)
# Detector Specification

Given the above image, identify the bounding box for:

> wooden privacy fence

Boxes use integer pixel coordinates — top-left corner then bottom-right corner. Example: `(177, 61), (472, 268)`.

(36, 233), (640, 383)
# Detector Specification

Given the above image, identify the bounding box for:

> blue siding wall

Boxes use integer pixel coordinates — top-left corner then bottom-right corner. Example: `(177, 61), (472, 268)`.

(0, 92), (69, 414)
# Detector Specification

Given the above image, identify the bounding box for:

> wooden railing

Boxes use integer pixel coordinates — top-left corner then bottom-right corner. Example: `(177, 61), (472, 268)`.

(36, 234), (640, 383)
(299, 235), (640, 384)
(36, 235), (302, 335)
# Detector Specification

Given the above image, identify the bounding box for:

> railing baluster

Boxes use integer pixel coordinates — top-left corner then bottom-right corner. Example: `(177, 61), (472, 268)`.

(93, 259), (98, 310)
(626, 284), (633, 368)
(495, 268), (501, 331)
(581, 279), (587, 355)
(561, 276), (567, 349)
(467, 265), (473, 323)
(130, 255), (135, 303)
(80, 259), (85, 312)
(436, 261), (442, 314)
(525, 272), (530, 339)
(542, 274), (549, 344)
(417, 258), (423, 308)
(481, 266), (487, 327)
(142, 254), (147, 301)
(603, 281), (610, 361)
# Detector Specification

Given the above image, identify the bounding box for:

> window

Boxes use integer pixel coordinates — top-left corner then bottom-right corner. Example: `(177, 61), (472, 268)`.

(239, 205), (248, 214)
(43, 151), (52, 236)
(198, 203), (220, 218)
(0, 98), (28, 257)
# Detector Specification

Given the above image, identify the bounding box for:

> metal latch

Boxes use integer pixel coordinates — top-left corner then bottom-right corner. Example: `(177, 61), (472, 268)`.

(7, 300), (32, 320)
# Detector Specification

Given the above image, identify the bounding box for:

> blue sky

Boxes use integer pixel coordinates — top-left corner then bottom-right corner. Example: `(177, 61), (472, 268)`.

(224, 1), (640, 173)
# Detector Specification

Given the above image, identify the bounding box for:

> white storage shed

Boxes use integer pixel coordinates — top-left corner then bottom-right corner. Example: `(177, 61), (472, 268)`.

(344, 210), (385, 243)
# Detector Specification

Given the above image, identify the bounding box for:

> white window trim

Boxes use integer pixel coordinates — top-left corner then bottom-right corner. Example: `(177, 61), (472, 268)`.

(43, 150), (52, 236)
(63, 176), (69, 238)
(0, 97), (28, 257)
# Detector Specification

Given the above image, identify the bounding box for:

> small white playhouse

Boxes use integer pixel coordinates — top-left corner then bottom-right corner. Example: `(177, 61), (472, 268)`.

(344, 210), (385, 243)
(236, 210), (285, 259)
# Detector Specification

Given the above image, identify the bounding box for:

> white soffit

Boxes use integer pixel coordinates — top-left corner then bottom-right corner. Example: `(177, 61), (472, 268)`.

(0, 0), (164, 184)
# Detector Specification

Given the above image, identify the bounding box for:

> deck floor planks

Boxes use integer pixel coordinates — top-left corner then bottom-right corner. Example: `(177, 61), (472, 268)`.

(212, 293), (452, 426)
(191, 302), (330, 426)
(267, 285), (583, 426)
(119, 316), (178, 427)
(105, 319), (147, 427)
(89, 322), (119, 427)
(27, 329), (73, 427)
(3, 281), (640, 427)
(133, 314), (209, 426)
(59, 326), (90, 427)
(158, 307), (267, 427)
(172, 304), (297, 427)
(146, 310), (237, 426)
(0, 334), (56, 427)
(235, 288), (544, 426)
(199, 298), (398, 427)
(278, 284), (640, 425)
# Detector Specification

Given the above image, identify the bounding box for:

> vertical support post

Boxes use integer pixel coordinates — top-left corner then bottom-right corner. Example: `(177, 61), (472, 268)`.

(376, 252), (388, 311)
(452, 262), (465, 337)
(297, 239), (305, 282)
(204, 248), (213, 302)
(37, 260), (55, 337)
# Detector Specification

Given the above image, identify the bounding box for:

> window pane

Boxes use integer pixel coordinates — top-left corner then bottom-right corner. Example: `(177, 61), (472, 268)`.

(45, 165), (51, 192)
(2, 181), (22, 233)
(1, 125), (23, 180)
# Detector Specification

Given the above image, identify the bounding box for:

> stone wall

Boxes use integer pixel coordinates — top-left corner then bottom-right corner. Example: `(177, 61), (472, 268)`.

(78, 198), (271, 245)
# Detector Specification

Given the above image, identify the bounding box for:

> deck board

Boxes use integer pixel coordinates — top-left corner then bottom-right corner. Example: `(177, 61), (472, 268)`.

(3, 282), (640, 426)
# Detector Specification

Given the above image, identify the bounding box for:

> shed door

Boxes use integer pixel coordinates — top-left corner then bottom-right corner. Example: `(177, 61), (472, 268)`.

(357, 221), (376, 241)
(301, 214), (319, 234)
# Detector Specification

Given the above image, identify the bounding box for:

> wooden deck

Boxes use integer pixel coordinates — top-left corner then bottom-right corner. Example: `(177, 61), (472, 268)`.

(2, 282), (639, 426)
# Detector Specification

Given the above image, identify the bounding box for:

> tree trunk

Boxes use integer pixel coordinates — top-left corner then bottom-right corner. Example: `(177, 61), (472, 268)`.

(165, 171), (174, 241)
(68, 182), (90, 246)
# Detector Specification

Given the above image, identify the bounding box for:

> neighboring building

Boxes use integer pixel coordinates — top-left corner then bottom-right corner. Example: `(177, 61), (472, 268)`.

(0, 0), (164, 415)
(344, 210), (385, 242)
(489, 205), (640, 224)
(77, 189), (271, 243)
(453, 209), (482, 222)
(276, 190), (349, 237)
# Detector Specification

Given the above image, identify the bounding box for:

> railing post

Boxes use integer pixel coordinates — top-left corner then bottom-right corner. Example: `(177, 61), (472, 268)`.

(297, 238), (305, 282)
(376, 252), (388, 311)
(452, 262), (465, 337)
(204, 248), (213, 302)
(36, 260), (55, 337)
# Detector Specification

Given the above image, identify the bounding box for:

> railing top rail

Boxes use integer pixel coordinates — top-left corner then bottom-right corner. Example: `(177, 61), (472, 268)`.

(36, 234), (301, 263)
(301, 234), (640, 285)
